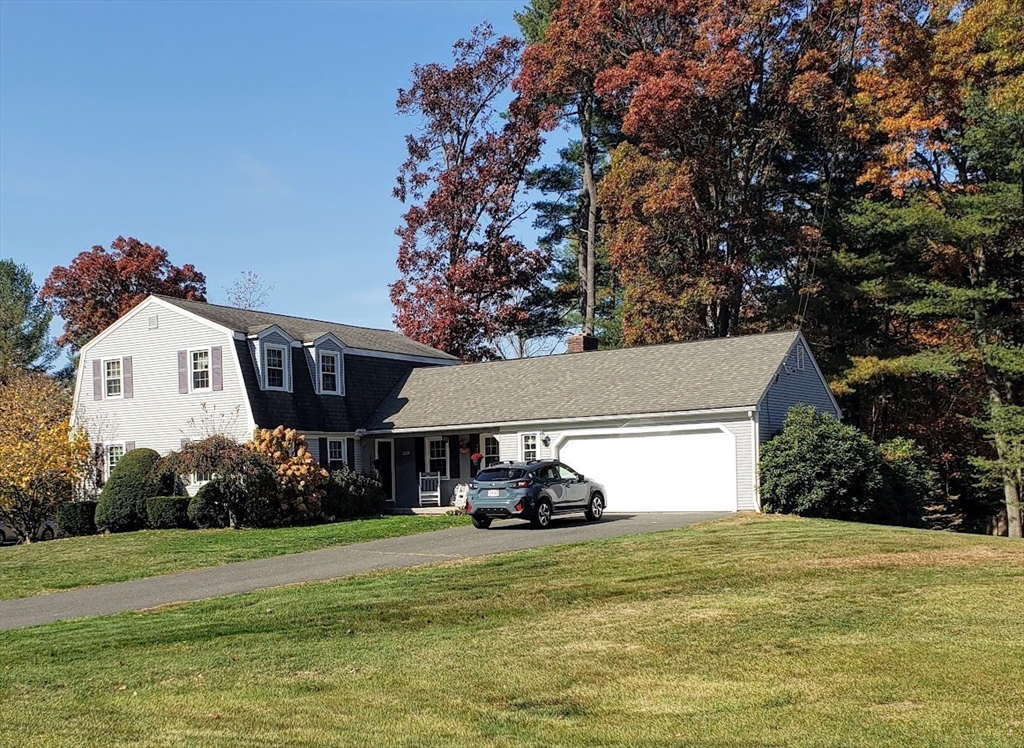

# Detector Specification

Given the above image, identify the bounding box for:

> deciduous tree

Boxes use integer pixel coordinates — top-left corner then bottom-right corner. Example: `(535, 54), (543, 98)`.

(0, 369), (89, 542)
(40, 236), (206, 351)
(391, 24), (550, 360)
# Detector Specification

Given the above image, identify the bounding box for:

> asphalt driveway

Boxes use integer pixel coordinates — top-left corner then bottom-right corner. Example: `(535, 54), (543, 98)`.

(0, 512), (730, 631)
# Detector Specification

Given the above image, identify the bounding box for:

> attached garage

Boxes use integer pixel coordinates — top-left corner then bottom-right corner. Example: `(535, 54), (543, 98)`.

(557, 427), (738, 513)
(364, 330), (842, 512)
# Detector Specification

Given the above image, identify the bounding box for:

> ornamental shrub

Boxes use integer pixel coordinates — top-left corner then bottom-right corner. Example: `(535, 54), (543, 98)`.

(56, 501), (98, 537)
(146, 496), (192, 529)
(321, 468), (385, 520)
(95, 448), (171, 532)
(760, 405), (932, 526)
(188, 481), (229, 529)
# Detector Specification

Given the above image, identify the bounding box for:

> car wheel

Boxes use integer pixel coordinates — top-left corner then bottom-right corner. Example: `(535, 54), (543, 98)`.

(531, 500), (552, 529)
(471, 515), (492, 529)
(585, 492), (604, 521)
(40, 526), (55, 541)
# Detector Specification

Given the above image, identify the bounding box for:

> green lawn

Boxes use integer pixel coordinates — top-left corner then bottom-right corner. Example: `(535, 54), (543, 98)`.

(2, 514), (1022, 748)
(0, 514), (468, 601)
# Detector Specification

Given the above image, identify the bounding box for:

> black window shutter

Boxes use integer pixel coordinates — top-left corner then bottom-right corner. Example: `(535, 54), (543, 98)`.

(415, 439), (425, 475)
(448, 435), (461, 479)
(318, 437), (329, 468)
(347, 439), (356, 469)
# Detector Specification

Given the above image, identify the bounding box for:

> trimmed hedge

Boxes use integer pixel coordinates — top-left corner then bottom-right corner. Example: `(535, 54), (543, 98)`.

(95, 448), (171, 532)
(146, 496), (192, 529)
(56, 501), (98, 537)
(188, 481), (229, 529)
(322, 468), (385, 520)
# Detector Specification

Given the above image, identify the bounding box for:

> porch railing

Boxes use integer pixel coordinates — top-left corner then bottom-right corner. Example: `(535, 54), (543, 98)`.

(418, 472), (441, 506)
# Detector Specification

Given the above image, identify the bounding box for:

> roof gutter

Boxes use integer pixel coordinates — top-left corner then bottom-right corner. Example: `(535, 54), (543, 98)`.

(363, 405), (757, 436)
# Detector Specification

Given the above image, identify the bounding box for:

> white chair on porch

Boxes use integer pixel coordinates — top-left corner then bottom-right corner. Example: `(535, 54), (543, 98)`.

(418, 472), (441, 507)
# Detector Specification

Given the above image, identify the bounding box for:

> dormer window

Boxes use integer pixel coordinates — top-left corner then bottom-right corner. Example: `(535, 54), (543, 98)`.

(320, 351), (340, 394)
(265, 345), (286, 389)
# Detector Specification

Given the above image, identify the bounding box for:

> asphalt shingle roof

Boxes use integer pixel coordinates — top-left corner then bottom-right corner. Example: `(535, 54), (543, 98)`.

(365, 331), (801, 431)
(156, 296), (458, 361)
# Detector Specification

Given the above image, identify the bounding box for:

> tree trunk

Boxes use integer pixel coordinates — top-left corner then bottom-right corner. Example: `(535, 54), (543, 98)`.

(579, 100), (598, 336)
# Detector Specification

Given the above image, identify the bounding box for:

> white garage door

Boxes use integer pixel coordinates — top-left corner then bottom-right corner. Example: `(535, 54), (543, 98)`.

(557, 428), (737, 512)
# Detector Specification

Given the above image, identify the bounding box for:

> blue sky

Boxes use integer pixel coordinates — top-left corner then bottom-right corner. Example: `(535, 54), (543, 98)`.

(0, 0), (533, 335)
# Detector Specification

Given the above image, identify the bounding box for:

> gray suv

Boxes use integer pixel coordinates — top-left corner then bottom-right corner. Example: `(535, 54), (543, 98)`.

(465, 460), (605, 529)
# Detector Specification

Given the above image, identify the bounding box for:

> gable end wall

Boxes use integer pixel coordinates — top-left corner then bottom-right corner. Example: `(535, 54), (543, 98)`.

(757, 339), (840, 443)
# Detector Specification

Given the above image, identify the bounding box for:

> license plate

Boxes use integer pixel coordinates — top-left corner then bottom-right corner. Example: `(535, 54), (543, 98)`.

(487, 489), (499, 497)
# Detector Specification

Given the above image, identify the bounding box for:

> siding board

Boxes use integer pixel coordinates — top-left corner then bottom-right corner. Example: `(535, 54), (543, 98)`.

(757, 340), (840, 443)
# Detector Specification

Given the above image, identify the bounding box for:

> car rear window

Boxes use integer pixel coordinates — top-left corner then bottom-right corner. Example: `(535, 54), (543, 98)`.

(475, 468), (525, 482)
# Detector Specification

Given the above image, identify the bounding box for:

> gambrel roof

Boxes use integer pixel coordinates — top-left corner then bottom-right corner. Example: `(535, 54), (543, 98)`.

(155, 296), (458, 361)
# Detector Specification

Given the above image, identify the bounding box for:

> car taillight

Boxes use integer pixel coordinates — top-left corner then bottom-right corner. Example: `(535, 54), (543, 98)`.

(465, 503), (472, 514)
(513, 480), (533, 489)
(514, 501), (523, 512)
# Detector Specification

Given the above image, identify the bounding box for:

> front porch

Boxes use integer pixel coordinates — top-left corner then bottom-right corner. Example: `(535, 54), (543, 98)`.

(369, 432), (501, 509)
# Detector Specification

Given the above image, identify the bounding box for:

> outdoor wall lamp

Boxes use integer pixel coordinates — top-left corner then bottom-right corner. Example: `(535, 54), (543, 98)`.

(539, 431), (550, 447)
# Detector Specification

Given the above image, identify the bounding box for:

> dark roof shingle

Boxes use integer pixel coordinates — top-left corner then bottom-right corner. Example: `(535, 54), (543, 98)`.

(156, 296), (457, 360)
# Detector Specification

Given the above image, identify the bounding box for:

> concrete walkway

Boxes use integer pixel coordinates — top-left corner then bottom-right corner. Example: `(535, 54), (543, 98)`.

(0, 512), (729, 631)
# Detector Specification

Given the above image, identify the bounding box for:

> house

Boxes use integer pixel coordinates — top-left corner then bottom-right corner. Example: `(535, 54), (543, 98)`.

(72, 295), (840, 512)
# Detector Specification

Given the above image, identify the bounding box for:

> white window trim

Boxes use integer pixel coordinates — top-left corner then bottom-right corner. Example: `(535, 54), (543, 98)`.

(264, 344), (288, 391)
(105, 442), (126, 481)
(425, 436), (449, 479)
(319, 351), (342, 395)
(189, 348), (212, 392)
(521, 432), (539, 462)
(327, 438), (347, 465)
(482, 433), (500, 467)
(191, 471), (214, 485)
(103, 358), (124, 399)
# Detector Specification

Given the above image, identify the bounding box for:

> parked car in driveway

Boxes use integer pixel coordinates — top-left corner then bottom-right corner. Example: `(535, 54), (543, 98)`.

(465, 460), (605, 529)
(0, 520), (58, 545)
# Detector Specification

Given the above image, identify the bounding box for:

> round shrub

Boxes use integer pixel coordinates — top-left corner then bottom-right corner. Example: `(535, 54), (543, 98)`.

(760, 405), (931, 526)
(56, 501), (98, 537)
(146, 496), (192, 529)
(322, 468), (385, 521)
(95, 448), (166, 532)
(188, 481), (229, 529)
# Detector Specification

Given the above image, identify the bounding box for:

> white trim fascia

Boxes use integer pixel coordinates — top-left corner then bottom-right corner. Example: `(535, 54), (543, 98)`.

(551, 421), (736, 452)
(344, 347), (460, 366)
(309, 332), (347, 349)
(148, 297), (237, 341)
(364, 405), (756, 436)
(70, 348), (88, 431)
(250, 324), (296, 344)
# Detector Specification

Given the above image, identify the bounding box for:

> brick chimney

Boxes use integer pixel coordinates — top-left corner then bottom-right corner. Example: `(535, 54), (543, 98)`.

(566, 333), (599, 353)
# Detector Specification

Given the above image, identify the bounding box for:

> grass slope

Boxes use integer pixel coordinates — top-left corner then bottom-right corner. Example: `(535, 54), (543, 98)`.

(0, 515), (468, 601)
(2, 515), (1022, 747)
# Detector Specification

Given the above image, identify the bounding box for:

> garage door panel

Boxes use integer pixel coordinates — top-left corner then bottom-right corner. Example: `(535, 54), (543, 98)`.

(558, 429), (736, 512)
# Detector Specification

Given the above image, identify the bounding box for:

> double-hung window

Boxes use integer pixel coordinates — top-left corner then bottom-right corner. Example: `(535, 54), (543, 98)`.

(191, 350), (210, 390)
(427, 437), (448, 477)
(484, 435), (500, 467)
(265, 346), (285, 389)
(522, 433), (538, 462)
(104, 359), (122, 398)
(320, 352), (340, 394)
(328, 438), (346, 465)
(106, 444), (125, 480)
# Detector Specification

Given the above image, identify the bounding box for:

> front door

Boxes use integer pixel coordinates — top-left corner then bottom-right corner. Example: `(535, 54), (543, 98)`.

(557, 463), (589, 504)
(375, 440), (395, 503)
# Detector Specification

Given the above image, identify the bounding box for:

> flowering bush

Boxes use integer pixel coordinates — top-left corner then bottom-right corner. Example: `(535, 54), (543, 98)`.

(247, 426), (328, 519)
